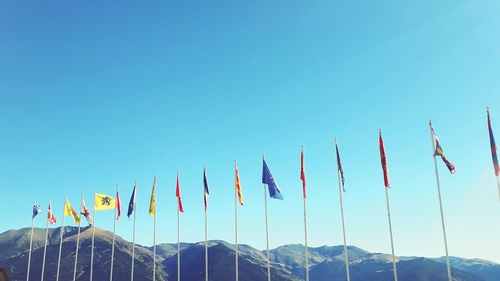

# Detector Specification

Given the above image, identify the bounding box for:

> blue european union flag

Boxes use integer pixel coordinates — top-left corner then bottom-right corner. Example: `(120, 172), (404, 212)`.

(262, 159), (284, 200)
(32, 203), (41, 218)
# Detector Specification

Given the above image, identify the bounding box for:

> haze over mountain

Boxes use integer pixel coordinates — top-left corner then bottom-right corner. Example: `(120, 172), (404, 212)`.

(1, 227), (498, 281)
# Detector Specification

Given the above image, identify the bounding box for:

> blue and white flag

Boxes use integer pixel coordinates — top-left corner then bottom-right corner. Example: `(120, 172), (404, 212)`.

(262, 159), (284, 200)
(32, 203), (41, 218)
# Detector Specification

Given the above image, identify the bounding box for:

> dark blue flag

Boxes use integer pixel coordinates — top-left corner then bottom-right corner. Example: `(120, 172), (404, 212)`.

(203, 167), (209, 210)
(32, 203), (41, 218)
(262, 159), (284, 200)
(127, 182), (137, 218)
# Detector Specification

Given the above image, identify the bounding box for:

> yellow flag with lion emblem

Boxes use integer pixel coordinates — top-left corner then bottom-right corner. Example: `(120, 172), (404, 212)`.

(95, 193), (116, 210)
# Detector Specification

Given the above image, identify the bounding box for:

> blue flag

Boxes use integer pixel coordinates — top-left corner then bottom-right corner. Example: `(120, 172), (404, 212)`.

(262, 159), (284, 200)
(127, 182), (137, 218)
(32, 203), (41, 218)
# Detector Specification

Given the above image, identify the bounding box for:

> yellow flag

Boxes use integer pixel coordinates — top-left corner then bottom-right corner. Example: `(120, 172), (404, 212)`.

(95, 193), (116, 211)
(149, 176), (156, 216)
(64, 199), (81, 225)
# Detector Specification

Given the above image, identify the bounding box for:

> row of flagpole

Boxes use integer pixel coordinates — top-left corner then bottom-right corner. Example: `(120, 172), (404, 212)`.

(25, 109), (500, 281)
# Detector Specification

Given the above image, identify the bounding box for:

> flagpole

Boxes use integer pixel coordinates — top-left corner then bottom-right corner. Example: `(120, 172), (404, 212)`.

(110, 185), (118, 281)
(429, 120), (452, 281)
(90, 190), (96, 281)
(26, 206), (35, 281)
(131, 181), (137, 281)
(56, 198), (67, 281)
(234, 161), (239, 281)
(40, 203), (50, 281)
(263, 174), (271, 281)
(177, 175), (181, 281)
(204, 166), (209, 281)
(302, 146), (309, 281)
(496, 176), (500, 203)
(72, 194), (83, 281)
(153, 195), (156, 281)
(384, 186), (398, 281)
(334, 139), (351, 281)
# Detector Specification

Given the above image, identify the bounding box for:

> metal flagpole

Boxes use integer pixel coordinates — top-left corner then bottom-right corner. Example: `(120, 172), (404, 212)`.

(263, 183), (271, 281)
(302, 146), (309, 281)
(40, 203), (50, 281)
(303, 192), (309, 281)
(153, 203), (156, 281)
(497, 176), (500, 203)
(72, 194), (83, 281)
(429, 121), (452, 281)
(90, 190), (96, 281)
(234, 161), (239, 281)
(26, 207), (36, 281)
(56, 199), (67, 281)
(131, 181), (137, 281)
(335, 140), (351, 281)
(110, 186), (118, 281)
(177, 191), (181, 281)
(205, 167), (209, 281)
(385, 187), (399, 281)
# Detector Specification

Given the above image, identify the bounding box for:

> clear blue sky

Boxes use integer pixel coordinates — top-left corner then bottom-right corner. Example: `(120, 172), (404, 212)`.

(1, 0), (500, 263)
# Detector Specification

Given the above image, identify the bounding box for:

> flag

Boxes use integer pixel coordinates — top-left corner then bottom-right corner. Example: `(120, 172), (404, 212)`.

(379, 131), (390, 188)
(94, 193), (116, 211)
(127, 182), (137, 218)
(81, 197), (93, 225)
(176, 174), (184, 213)
(48, 201), (57, 224)
(116, 189), (121, 220)
(336, 144), (346, 191)
(203, 167), (210, 210)
(235, 163), (244, 205)
(149, 177), (156, 216)
(64, 199), (81, 225)
(300, 148), (307, 199)
(488, 110), (500, 176)
(431, 127), (456, 174)
(32, 203), (41, 219)
(262, 159), (284, 200)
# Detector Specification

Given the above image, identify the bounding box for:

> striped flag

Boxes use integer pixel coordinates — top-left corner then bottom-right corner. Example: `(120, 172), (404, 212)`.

(149, 177), (157, 216)
(431, 127), (456, 174)
(203, 167), (210, 210)
(336, 144), (346, 191)
(488, 109), (500, 176)
(48, 202), (57, 224)
(301, 148), (307, 199)
(176, 174), (184, 213)
(235, 164), (244, 205)
(379, 131), (390, 188)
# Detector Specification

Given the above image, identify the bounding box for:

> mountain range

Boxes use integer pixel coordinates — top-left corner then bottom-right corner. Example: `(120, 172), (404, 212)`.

(0, 227), (498, 281)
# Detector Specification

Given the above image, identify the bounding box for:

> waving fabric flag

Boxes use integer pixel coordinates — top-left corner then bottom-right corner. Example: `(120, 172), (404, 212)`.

(262, 159), (284, 200)
(95, 193), (116, 211)
(336, 144), (346, 192)
(48, 201), (57, 224)
(64, 199), (81, 225)
(116, 190), (121, 220)
(488, 110), (500, 176)
(431, 128), (456, 174)
(176, 174), (184, 213)
(32, 203), (41, 218)
(149, 177), (157, 216)
(235, 164), (244, 205)
(203, 167), (210, 210)
(379, 131), (391, 188)
(300, 148), (307, 199)
(127, 182), (137, 218)
(81, 198), (93, 225)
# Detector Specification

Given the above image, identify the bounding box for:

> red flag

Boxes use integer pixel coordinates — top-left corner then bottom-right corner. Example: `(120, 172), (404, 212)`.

(48, 201), (57, 224)
(116, 189), (121, 220)
(300, 148), (307, 199)
(379, 131), (390, 188)
(176, 174), (184, 213)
